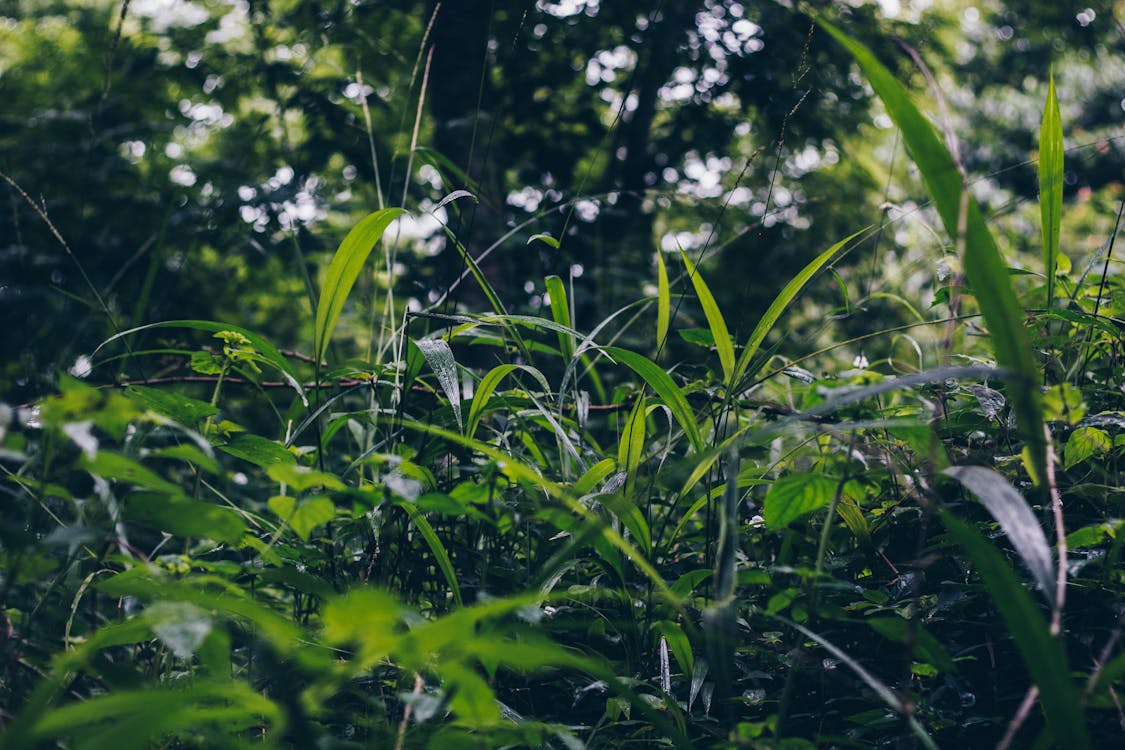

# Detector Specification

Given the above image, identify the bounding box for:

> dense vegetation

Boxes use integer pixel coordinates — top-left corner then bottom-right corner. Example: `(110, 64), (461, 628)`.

(2, 1), (1124, 748)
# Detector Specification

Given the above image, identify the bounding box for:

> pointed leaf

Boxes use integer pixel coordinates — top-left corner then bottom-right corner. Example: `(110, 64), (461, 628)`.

(762, 473), (837, 530)
(944, 465), (1055, 607)
(1040, 72), (1064, 310)
(416, 337), (463, 432)
(604, 347), (702, 453)
(314, 207), (404, 362)
(656, 250), (671, 354)
(679, 250), (734, 381)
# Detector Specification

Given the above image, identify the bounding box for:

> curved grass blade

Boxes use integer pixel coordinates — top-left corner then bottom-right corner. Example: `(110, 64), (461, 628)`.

(398, 500), (463, 607)
(604, 347), (703, 453)
(314, 207), (404, 363)
(820, 20), (1047, 484)
(940, 511), (1089, 748)
(416, 337), (463, 432)
(733, 228), (867, 388)
(679, 249), (734, 382)
(466, 363), (551, 439)
(656, 250), (671, 354)
(1040, 72), (1064, 311)
(545, 275), (576, 362)
(618, 396), (647, 496)
(944, 465), (1055, 607)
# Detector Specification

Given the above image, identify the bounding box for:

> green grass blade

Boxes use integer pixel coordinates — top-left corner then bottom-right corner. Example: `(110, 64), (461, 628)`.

(466, 363), (550, 439)
(679, 249), (734, 382)
(604, 346), (703, 453)
(656, 250), (671, 354)
(732, 228), (867, 387)
(398, 500), (463, 607)
(618, 395), (647, 497)
(820, 21), (1046, 484)
(1040, 72), (1064, 311)
(545, 275), (576, 362)
(944, 465), (1055, 607)
(416, 336), (463, 432)
(940, 511), (1089, 748)
(314, 207), (403, 363)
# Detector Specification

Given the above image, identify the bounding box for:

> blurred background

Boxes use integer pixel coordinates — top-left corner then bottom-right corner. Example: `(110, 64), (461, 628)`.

(2, 0), (1122, 405)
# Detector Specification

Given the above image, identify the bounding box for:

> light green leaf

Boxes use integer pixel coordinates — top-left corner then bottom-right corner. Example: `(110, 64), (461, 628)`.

(268, 495), (336, 541)
(733, 229), (866, 387)
(124, 386), (218, 424)
(762, 474), (837, 530)
(1043, 383), (1087, 425)
(618, 395), (647, 496)
(220, 434), (296, 468)
(1064, 426), (1111, 470)
(398, 500), (463, 606)
(126, 492), (247, 543)
(656, 250), (671, 354)
(545, 275), (575, 362)
(314, 207), (404, 363)
(821, 20), (1046, 484)
(604, 347), (703, 453)
(679, 249), (734, 381)
(1040, 72), (1064, 310)
(266, 463), (345, 492)
(466, 363), (550, 438)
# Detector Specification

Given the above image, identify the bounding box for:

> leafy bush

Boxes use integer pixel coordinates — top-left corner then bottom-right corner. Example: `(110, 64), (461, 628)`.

(3, 20), (1124, 750)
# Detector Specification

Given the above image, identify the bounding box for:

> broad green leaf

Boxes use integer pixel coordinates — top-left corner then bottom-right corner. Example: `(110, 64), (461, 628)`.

(124, 385), (218, 424)
(1043, 383), (1086, 425)
(149, 444), (220, 475)
(266, 463), (345, 491)
(603, 347), (703, 453)
(574, 457), (618, 496)
(126, 492), (247, 543)
(1040, 72), (1064, 310)
(148, 601), (212, 659)
(220, 434), (296, 468)
(545, 275), (575, 362)
(398, 500), (463, 606)
(1064, 426), (1111, 470)
(653, 620), (694, 680)
(679, 249), (734, 381)
(314, 207), (404, 363)
(944, 465), (1055, 607)
(940, 511), (1089, 749)
(655, 250), (671, 354)
(268, 495), (336, 541)
(416, 336), (464, 432)
(444, 663), (502, 725)
(821, 21), (1046, 484)
(762, 474), (837, 530)
(323, 588), (402, 668)
(81, 452), (179, 495)
(733, 229), (866, 387)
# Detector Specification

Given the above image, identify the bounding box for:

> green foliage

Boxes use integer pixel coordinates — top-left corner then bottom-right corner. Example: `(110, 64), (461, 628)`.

(3, 5), (1124, 750)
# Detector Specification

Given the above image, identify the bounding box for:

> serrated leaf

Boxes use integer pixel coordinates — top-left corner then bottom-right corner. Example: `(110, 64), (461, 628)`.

(944, 465), (1055, 607)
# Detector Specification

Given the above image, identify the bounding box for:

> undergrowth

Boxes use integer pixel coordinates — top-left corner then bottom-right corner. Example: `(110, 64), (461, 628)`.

(2, 21), (1125, 750)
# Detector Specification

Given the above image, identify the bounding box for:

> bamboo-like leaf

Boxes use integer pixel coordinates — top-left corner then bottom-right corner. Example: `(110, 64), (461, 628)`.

(466, 363), (550, 439)
(940, 511), (1089, 748)
(618, 395), (647, 496)
(314, 207), (404, 363)
(398, 500), (463, 607)
(416, 337), (463, 432)
(656, 250), (671, 354)
(604, 346), (703, 453)
(545, 275), (575, 362)
(944, 465), (1055, 607)
(820, 21), (1046, 484)
(732, 229), (867, 387)
(679, 250), (734, 382)
(1040, 72), (1064, 310)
